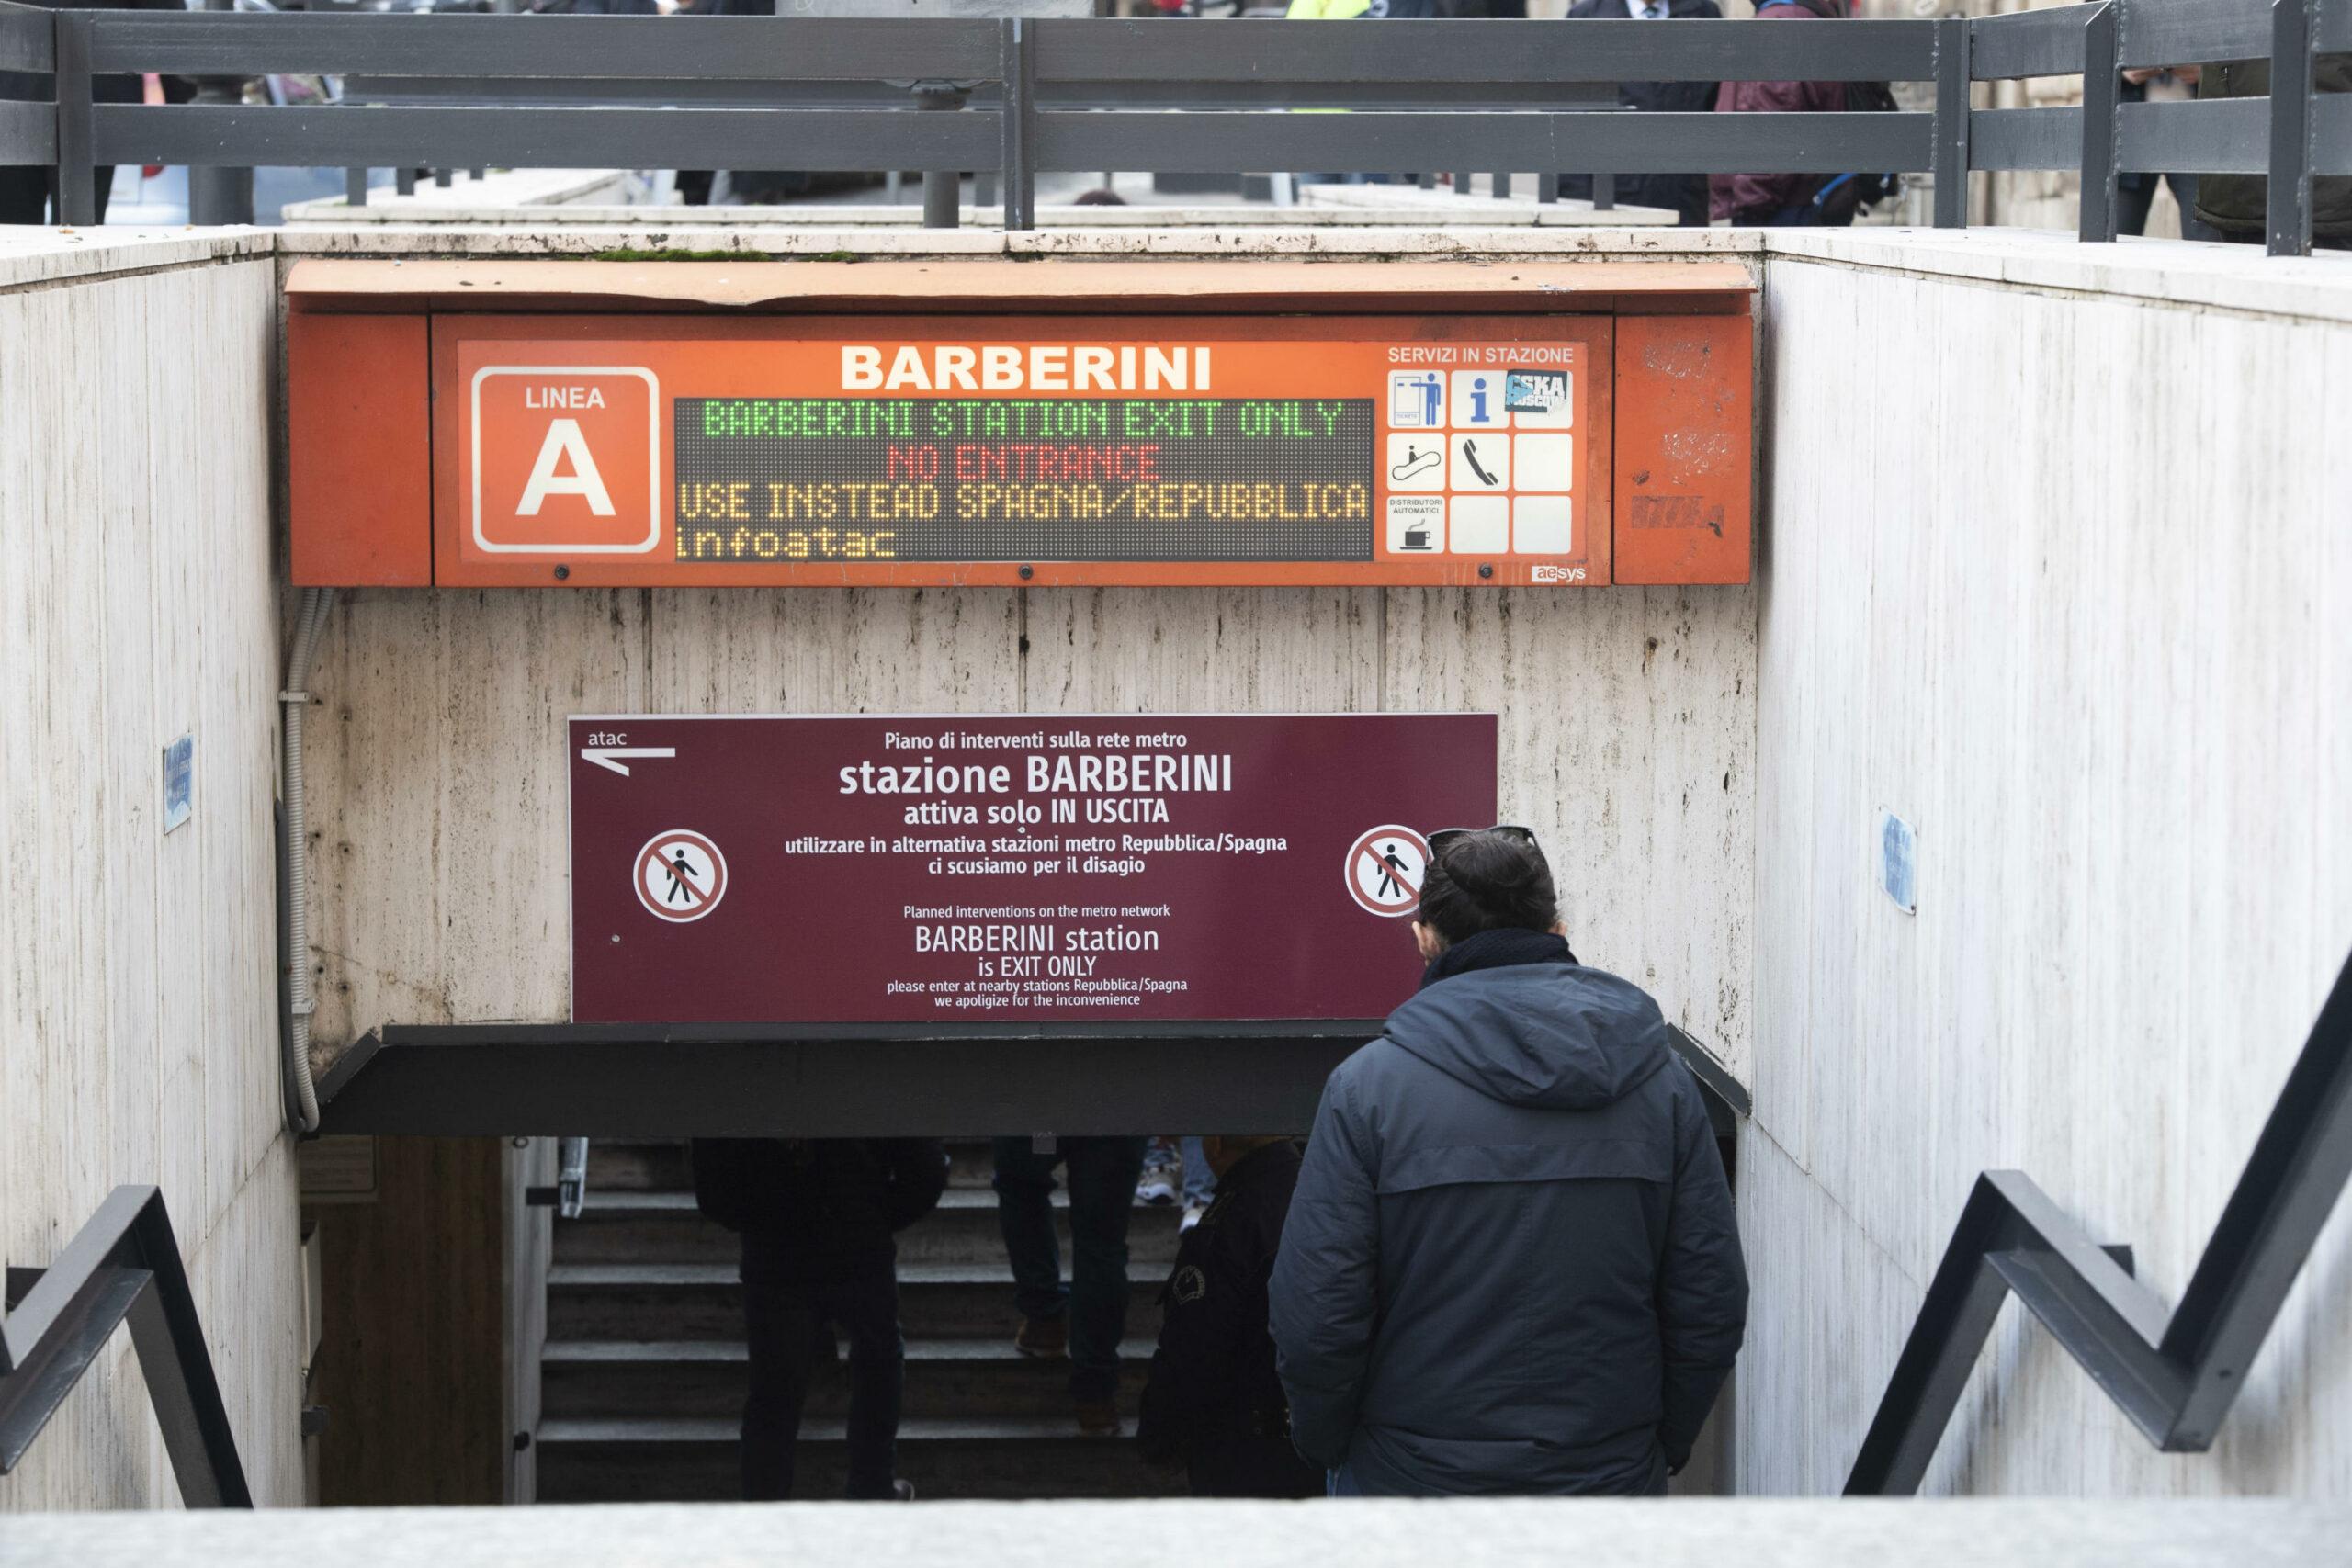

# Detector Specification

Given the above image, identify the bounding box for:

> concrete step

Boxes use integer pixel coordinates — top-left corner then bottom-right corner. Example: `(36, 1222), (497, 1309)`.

(584, 1139), (689, 1192)
(546, 1263), (1161, 1343)
(552, 1189), (1183, 1270)
(534, 1416), (1187, 1503)
(585, 1140), (1038, 1195)
(541, 1338), (1162, 1422)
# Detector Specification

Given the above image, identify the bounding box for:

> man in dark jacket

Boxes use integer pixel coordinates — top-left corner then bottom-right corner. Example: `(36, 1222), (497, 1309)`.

(692, 1137), (949, 1500)
(1270, 828), (1746, 1495)
(1557, 0), (1723, 226)
(1711, 0), (1849, 225)
(1137, 1136), (1320, 1499)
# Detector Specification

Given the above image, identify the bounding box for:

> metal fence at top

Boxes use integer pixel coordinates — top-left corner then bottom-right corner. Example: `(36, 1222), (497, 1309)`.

(0, 0), (2346, 254)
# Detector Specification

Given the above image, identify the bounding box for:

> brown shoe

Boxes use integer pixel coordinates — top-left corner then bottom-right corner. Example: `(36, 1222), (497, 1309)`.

(1075, 1399), (1122, 1438)
(1013, 1315), (1068, 1359)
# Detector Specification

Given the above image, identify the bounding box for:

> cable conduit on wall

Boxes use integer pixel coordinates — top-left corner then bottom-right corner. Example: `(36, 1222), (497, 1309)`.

(280, 588), (332, 1134)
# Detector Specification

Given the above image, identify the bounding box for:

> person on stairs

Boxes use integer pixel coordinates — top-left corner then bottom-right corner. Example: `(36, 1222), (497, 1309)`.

(691, 1137), (948, 1500)
(1271, 828), (1747, 1495)
(1137, 1135), (1321, 1498)
(992, 1135), (1149, 1436)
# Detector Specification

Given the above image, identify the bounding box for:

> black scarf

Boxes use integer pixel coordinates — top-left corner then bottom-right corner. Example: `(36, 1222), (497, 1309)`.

(1418, 927), (1579, 991)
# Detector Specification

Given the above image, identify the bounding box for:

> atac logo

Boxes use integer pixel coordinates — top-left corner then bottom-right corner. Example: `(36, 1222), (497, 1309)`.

(471, 365), (660, 556)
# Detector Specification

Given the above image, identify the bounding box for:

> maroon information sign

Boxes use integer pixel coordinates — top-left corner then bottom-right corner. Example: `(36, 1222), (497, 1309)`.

(569, 713), (1498, 1024)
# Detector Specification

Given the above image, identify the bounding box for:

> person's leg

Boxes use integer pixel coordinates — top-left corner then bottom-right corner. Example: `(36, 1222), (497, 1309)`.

(1177, 1136), (1216, 1208)
(1059, 1135), (1147, 1407)
(739, 1237), (820, 1501)
(826, 1266), (906, 1500)
(90, 164), (115, 225)
(1137, 1137), (1181, 1205)
(0, 166), (50, 225)
(990, 1137), (1067, 1329)
(2167, 174), (2220, 242)
(2114, 174), (2157, 238)
(1191, 1434), (1323, 1499)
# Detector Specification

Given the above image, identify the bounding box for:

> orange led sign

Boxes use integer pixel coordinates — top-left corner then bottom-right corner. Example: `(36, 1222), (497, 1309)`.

(285, 260), (1753, 589)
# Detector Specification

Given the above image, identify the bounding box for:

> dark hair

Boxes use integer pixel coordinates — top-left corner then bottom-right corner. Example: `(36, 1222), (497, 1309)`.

(1073, 187), (1128, 207)
(1418, 829), (1558, 944)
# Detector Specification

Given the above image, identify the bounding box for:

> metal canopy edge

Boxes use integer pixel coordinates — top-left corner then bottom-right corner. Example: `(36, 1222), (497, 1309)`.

(312, 1019), (1751, 1140)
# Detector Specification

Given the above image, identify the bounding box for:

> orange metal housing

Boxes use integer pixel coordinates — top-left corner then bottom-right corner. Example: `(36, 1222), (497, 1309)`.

(283, 259), (1754, 590)
(287, 312), (432, 586)
(1611, 313), (1756, 586)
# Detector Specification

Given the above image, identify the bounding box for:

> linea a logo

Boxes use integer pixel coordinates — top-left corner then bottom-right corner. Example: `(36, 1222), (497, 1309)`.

(471, 365), (660, 556)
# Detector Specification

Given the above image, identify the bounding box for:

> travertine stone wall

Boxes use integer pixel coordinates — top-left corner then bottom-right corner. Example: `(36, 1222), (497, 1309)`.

(0, 234), (304, 1509)
(306, 583), (1758, 1077)
(1743, 233), (2352, 1494)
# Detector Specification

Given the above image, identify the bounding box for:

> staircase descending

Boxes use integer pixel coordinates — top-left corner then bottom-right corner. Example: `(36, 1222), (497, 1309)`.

(537, 1140), (1188, 1502)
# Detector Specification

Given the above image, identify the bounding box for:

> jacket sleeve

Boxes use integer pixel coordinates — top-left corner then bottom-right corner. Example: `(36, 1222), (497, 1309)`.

(1136, 1226), (1256, 1464)
(877, 1139), (950, 1233)
(1269, 1066), (1380, 1472)
(1655, 1082), (1748, 1470)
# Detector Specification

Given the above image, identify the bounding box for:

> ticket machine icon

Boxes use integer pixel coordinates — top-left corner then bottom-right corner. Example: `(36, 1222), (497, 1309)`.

(1388, 371), (1443, 428)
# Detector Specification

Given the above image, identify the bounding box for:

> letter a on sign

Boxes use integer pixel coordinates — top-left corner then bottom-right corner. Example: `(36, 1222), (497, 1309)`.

(469, 364), (660, 557)
(518, 419), (617, 517)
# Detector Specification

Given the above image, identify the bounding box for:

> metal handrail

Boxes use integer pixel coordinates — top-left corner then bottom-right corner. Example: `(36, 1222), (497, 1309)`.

(1847, 944), (2352, 1493)
(0, 1), (2344, 249)
(0, 1186), (252, 1507)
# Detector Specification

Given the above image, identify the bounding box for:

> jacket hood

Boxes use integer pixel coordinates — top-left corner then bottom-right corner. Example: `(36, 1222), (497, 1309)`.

(1381, 963), (1672, 1111)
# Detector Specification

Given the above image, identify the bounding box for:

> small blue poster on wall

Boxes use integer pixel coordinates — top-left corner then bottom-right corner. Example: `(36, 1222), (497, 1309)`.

(162, 733), (193, 835)
(1877, 807), (1917, 915)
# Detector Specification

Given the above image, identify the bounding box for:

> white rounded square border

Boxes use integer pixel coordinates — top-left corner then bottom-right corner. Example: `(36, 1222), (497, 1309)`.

(469, 364), (662, 555)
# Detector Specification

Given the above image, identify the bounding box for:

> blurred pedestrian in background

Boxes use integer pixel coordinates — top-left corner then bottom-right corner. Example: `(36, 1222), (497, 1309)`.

(2196, 51), (2352, 248)
(1710, 0), (1850, 227)
(2117, 66), (2214, 240)
(1557, 0), (1722, 226)
(0, 0), (187, 225)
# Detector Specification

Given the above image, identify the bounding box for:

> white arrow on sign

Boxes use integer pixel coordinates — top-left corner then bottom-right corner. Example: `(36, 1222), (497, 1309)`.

(581, 746), (677, 778)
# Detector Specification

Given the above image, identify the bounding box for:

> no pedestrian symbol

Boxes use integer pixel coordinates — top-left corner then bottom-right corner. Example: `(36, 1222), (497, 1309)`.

(1345, 825), (1430, 919)
(636, 829), (728, 923)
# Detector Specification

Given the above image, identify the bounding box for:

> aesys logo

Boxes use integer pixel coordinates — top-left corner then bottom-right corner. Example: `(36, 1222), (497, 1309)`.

(472, 365), (660, 555)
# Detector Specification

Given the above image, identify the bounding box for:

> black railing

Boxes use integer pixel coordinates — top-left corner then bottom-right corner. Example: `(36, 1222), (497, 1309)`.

(1847, 944), (2352, 1494)
(0, 1186), (252, 1506)
(0, 0), (2346, 252)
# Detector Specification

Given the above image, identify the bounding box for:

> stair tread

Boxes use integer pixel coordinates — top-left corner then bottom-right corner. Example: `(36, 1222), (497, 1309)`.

(539, 1416), (1137, 1445)
(550, 1261), (1066, 1287)
(544, 1337), (1159, 1365)
(572, 1189), (1176, 1217)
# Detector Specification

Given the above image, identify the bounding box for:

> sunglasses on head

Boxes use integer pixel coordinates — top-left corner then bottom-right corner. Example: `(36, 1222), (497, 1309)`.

(1427, 825), (1543, 859)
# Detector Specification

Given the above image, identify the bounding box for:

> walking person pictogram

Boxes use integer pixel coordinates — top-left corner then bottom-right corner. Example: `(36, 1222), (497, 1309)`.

(636, 829), (729, 923)
(1344, 825), (1431, 919)
(665, 847), (702, 907)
